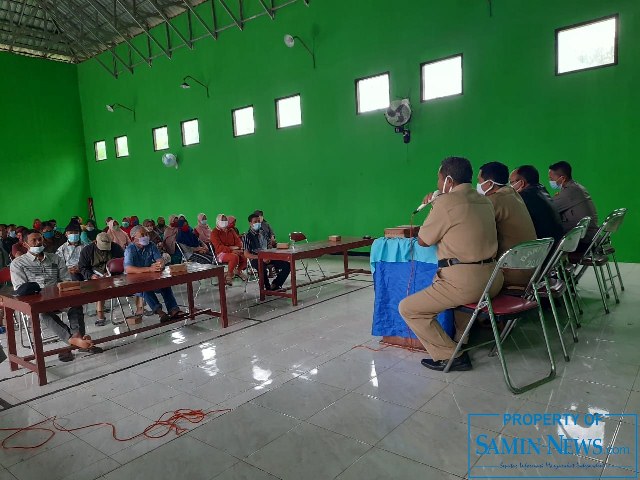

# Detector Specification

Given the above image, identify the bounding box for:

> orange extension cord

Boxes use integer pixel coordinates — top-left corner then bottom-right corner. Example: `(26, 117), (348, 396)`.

(0, 408), (231, 450)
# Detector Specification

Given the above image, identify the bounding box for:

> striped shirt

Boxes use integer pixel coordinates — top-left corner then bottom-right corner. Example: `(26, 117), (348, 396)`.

(10, 252), (71, 289)
(55, 242), (83, 267)
(243, 229), (267, 255)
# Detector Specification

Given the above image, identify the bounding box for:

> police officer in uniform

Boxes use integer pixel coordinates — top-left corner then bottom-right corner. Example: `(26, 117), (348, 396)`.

(399, 157), (503, 371)
(477, 162), (537, 288)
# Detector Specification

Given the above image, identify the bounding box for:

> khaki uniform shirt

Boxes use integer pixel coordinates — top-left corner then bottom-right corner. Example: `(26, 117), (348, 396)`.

(419, 183), (498, 262)
(551, 180), (599, 241)
(487, 186), (537, 256)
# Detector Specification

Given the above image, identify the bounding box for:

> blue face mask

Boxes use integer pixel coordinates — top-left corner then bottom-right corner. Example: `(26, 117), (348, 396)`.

(549, 180), (561, 190)
(121, 222), (130, 228)
(8, 231), (16, 238)
(68, 233), (80, 243)
(43, 231), (54, 239)
(252, 223), (262, 231)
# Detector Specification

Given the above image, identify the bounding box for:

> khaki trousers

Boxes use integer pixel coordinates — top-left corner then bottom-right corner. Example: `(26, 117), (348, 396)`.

(398, 264), (503, 361)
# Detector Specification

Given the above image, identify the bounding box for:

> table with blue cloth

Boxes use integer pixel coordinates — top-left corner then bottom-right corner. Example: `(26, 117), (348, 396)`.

(370, 237), (454, 348)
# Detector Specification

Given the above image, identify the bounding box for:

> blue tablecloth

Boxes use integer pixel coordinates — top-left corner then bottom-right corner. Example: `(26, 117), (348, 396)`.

(371, 237), (454, 339)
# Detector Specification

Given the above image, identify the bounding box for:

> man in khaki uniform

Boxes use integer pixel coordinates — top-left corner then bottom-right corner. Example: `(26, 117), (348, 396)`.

(548, 161), (599, 252)
(399, 157), (503, 372)
(477, 162), (537, 288)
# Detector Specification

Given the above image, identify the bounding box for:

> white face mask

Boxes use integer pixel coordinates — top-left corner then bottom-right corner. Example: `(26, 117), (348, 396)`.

(137, 236), (150, 246)
(476, 180), (491, 196)
(29, 245), (45, 255)
(217, 220), (228, 229)
(86, 226), (95, 232)
(145, 226), (154, 232)
(549, 180), (561, 190)
(200, 219), (208, 225)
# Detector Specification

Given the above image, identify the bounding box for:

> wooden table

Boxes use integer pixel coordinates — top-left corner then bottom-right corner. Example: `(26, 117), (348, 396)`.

(0, 263), (227, 386)
(257, 237), (374, 306)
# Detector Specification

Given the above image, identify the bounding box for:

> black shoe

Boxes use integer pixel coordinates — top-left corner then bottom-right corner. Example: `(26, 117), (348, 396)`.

(158, 311), (172, 323)
(95, 318), (107, 327)
(58, 351), (74, 362)
(421, 352), (472, 372)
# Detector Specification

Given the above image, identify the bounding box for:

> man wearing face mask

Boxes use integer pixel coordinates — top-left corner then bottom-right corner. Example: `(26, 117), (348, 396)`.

(41, 222), (65, 253)
(0, 224), (18, 254)
(124, 229), (183, 322)
(548, 161), (599, 251)
(55, 224), (84, 281)
(155, 217), (167, 238)
(476, 162), (537, 288)
(244, 213), (290, 291)
(10, 230), (98, 361)
(398, 157), (501, 372)
(210, 214), (248, 286)
(509, 166), (563, 245)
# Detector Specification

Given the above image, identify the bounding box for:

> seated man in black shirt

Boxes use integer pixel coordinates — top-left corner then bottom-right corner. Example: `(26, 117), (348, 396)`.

(510, 165), (564, 245)
(243, 213), (290, 291)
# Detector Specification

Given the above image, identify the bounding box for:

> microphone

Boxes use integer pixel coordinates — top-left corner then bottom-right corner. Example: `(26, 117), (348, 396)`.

(413, 191), (441, 214)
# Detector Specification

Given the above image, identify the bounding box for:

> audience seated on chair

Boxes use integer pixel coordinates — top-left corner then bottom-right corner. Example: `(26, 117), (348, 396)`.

(176, 218), (212, 263)
(103, 217), (113, 233)
(398, 156), (503, 372)
(55, 223), (84, 281)
(120, 216), (133, 237)
(10, 229), (101, 361)
(478, 161), (537, 288)
(210, 214), (248, 286)
(510, 165), (563, 245)
(155, 217), (167, 238)
(0, 224), (18, 253)
(124, 229), (182, 323)
(0, 244), (8, 268)
(79, 232), (124, 326)
(32, 218), (42, 231)
(227, 216), (240, 235)
(548, 161), (599, 252)
(254, 210), (276, 248)
(81, 219), (99, 245)
(195, 213), (212, 242)
(107, 219), (130, 249)
(162, 215), (180, 264)
(244, 213), (290, 291)
(41, 222), (65, 253)
(143, 219), (163, 246)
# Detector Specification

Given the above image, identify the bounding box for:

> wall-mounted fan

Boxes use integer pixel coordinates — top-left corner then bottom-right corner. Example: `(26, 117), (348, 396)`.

(384, 99), (411, 143)
(162, 153), (178, 169)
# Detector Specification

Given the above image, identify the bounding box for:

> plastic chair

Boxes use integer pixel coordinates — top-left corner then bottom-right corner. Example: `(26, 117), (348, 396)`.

(446, 238), (555, 394)
(289, 232), (325, 281)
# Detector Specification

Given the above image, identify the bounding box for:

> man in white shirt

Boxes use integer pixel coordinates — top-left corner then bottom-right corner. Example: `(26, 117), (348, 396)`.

(55, 224), (84, 281)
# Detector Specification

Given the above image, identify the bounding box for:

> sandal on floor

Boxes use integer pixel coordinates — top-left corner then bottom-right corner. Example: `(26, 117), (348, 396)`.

(58, 351), (74, 362)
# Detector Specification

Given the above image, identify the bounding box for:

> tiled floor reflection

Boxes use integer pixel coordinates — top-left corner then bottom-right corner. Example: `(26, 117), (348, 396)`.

(0, 259), (637, 479)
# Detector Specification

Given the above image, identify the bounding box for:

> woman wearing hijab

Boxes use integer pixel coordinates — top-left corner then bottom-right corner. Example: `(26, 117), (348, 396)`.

(210, 214), (248, 285)
(194, 213), (212, 242)
(176, 218), (212, 263)
(227, 215), (240, 235)
(121, 217), (132, 237)
(80, 219), (99, 245)
(162, 214), (179, 262)
(107, 219), (130, 249)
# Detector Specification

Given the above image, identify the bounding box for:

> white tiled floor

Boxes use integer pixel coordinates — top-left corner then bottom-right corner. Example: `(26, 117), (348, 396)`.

(0, 258), (638, 479)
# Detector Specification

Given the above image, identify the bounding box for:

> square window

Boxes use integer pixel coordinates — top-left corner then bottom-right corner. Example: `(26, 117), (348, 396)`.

(181, 119), (200, 146)
(276, 94), (302, 129)
(115, 135), (129, 157)
(556, 15), (618, 75)
(421, 54), (463, 102)
(232, 106), (255, 137)
(356, 72), (390, 114)
(94, 140), (107, 161)
(153, 126), (169, 151)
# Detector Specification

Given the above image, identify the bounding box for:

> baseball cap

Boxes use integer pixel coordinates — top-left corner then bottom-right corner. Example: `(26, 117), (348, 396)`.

(96, 232), (111, 251)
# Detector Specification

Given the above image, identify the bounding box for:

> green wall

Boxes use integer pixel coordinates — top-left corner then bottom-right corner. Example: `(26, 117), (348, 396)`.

(77, 0), (639, 260)
(0, 52), (89, 227)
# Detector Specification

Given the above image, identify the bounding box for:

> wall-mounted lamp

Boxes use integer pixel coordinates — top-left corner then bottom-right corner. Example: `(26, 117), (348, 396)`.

(284, 34), (315, 69)
(180, 76), (209, 98)
(106, 103), (136, 121)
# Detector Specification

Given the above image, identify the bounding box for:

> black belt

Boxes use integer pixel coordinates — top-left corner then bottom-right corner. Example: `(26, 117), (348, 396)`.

(437, 257), (495, 268)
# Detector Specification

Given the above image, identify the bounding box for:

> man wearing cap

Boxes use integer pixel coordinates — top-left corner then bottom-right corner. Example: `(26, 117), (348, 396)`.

(56, 224), (85, 281)
(10, 229), (98, 361)
(79, 232), (124, 326)
(399, 157), (502, 372)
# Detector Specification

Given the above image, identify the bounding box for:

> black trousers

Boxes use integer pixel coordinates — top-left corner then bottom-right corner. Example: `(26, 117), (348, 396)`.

(251, 259), (291, 289)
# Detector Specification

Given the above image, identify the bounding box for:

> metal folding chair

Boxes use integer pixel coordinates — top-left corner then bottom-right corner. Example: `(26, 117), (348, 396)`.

(289, 232), (325, 281)
(534, 225), (586, 361)
(595, 208), (627, 293)
(106, 257), (133, 329)
(569, 211), (626, 314)
(445, 238), (556, 394)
